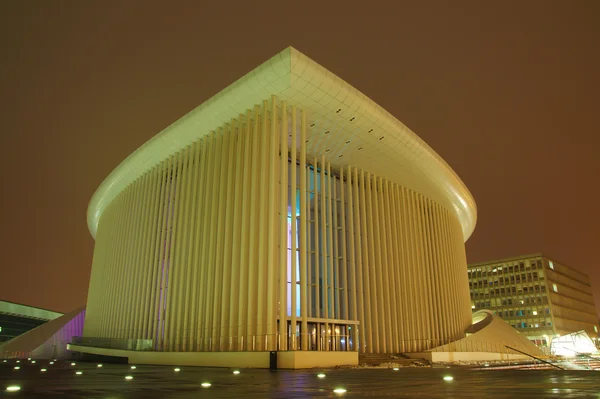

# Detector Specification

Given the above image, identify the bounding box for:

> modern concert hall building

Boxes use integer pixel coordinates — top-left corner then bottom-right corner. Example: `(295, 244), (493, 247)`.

(73, 47), (478, 368)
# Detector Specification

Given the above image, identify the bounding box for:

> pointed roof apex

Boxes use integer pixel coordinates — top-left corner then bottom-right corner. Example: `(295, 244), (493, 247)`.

(87, 46), (477, 242)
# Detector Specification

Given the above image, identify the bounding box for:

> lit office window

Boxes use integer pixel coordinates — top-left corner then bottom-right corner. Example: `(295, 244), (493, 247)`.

(552, 284), (558, 292)
(549, 261), (554, 270)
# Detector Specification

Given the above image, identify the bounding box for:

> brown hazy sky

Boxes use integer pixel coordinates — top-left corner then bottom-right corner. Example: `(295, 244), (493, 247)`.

(1, 1), (599, 316)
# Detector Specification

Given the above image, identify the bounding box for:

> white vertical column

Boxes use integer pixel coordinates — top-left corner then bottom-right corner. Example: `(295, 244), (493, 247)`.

(238, 110), (253, 350)
(299, 108), (308, 351)
(290, 105), (298, 350)
(278, 102), (289, 351)
(266, 97), (279, 351)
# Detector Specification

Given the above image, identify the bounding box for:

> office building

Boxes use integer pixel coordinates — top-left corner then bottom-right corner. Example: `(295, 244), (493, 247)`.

(468, 254), (599, 352)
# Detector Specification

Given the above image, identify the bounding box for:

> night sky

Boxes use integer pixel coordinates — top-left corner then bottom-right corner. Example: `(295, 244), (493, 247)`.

(1, 1), (598, 317)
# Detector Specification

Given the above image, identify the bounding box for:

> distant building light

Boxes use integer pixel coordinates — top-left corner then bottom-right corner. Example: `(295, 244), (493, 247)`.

(6, 386), (21, 392)
(549, 261), (554, 270)
(532, 311), (538, 316)
(201, 382), (211, 388)
(552, 284), (558, 292)
(125, 376), (133, 380)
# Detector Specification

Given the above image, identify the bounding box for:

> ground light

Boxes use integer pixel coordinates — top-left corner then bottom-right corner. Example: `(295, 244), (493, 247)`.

(174, 368), (181, 372)
(49, 362), (54, 365)
(71, 362), (76, 366)
(16, 360), (20, 363)
(27, 358), (31, 361)
(393, 367), (400, 371)
(130, 366), (136, 369)
(6, 385), (21, 392)
(201, 382), (211, 388)
(97, 364), (103, 368)
(125, 376), (134, 380)
(75, 371), (83, 375)
(233, 370), (240, 375)
(443, 376), (454, 381)
(333, 388), (347, 394)
(13, 366), (20, 370)
(41, 368), (47, 372)
(31, 360), (36, 364)
(317, 373), (326, 378)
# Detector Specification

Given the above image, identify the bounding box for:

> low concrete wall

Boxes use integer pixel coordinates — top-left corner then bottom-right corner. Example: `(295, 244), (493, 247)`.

(68, 345), (270, 368)
(407, 351), (530, 363)
(277, 351), (358, 369)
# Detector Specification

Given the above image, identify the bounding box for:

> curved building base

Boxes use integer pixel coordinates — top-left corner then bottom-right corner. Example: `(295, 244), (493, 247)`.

(67, 344), (357, 369)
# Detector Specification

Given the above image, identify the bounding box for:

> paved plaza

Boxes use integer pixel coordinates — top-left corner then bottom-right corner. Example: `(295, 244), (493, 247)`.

(1, 359), (599, 398)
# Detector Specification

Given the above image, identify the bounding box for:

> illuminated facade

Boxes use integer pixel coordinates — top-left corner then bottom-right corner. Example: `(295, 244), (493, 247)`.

(81, 47), (477, 363)
(468, 254), (599, 350)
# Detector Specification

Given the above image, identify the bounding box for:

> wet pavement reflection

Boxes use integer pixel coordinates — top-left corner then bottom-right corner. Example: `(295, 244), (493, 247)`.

(1, 360), (599, 398)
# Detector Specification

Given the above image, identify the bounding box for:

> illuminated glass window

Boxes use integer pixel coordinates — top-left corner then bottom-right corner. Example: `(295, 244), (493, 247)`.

(552, 284), (558, 292)
(549, 261), (554, 270)
(595, 326), (598, 333)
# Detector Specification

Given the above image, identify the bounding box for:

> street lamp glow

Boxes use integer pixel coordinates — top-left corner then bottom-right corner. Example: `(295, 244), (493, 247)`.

(201, 382), (211, 388)
(443, 376), (454, 381)
(6, 385), (21, 392)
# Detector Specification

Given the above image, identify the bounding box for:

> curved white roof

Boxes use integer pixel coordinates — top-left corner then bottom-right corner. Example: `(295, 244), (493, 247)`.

(88, 47), (477, 241)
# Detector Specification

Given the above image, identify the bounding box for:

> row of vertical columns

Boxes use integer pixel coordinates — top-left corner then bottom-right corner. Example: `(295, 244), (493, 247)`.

(339, 167), (473, 353)
(82, 96), (473, 355)
(85, 100), (283, 352)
